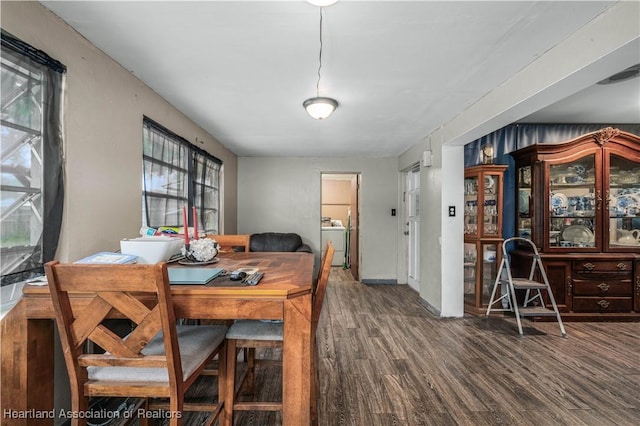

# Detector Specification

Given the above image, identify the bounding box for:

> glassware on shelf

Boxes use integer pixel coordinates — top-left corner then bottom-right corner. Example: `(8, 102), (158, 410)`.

(519, 166), (532, 187)
(484, 175), (496, 194)
(464, 176), (479, 236)
(464, 178), (478, 195)
(548, 157), (597, 248)
(464, 243), (477, 299)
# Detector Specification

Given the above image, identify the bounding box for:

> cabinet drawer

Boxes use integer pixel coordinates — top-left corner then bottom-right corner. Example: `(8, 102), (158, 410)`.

(572, 279), (632, 297)
(573, 260), (633, 273)
(571, 297), (632, 313)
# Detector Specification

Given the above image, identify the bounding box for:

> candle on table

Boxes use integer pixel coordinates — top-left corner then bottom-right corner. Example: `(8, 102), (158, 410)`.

(192, 206), (198, 240)
(182, 205), (189, 245)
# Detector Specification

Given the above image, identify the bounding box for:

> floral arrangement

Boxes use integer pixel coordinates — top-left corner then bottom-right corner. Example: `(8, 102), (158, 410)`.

(182, 238), (218, 262)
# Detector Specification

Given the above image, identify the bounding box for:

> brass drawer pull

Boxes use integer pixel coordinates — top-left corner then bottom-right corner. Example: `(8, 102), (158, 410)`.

(597, 283), (609, 292)
(616, 263), (627, 271)
(582, 263), (595, 271)
(597, 300), (610, 309)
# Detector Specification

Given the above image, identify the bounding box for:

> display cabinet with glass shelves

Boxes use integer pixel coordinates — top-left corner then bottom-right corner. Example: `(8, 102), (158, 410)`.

(463, 164), (508, 315)
(510, 128), (640, 320)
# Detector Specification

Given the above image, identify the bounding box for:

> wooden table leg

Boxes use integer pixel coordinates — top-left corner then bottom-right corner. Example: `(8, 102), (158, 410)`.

(282, 293), (312, 425)
(1, 300), (54, 425)
(221, 338), (236, 426)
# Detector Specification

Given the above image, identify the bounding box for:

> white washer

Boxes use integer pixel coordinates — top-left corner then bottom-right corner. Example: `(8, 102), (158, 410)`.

(321, 227), (345, 266)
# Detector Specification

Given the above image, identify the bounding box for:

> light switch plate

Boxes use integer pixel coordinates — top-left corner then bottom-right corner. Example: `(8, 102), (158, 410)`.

(421, 150), (433, 167)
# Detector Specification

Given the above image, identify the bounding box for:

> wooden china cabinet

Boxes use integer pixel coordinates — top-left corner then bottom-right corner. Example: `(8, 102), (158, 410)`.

(463, 164), (508, 315)
(510, 128), (640, 320)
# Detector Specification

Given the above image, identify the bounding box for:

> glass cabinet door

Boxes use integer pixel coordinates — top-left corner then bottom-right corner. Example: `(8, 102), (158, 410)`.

(464, 177), (478, 237)
(464, 241), (501, 309)
(480, 242), (499, 306)
(549, 154), (597, 250)
(517, 166), (532, 239)
(608, 154), (640, 249)
(483, 174), (500, 236)
(464, 243), (477, 305)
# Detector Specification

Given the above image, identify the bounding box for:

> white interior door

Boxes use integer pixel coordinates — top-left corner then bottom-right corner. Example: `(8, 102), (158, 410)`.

(405, 168), (420, 291)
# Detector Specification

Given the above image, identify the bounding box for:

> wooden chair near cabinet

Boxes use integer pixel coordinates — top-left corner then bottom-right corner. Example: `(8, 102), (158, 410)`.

(44, 261), (228, 426)
(205, 234), (250, 253)
(223, 241), (335, 425)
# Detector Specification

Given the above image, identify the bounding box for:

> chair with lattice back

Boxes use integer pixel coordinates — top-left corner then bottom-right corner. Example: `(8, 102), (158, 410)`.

(44, 261), (228, 426)
(205, 234), (250, 253)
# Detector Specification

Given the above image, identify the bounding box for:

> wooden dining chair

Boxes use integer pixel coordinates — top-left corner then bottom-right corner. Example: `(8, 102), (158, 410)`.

(223, 241), (334, 425)
(205, 234), (250, 253)
(309, 242), (334, 426)
(44, 261), (228, 426)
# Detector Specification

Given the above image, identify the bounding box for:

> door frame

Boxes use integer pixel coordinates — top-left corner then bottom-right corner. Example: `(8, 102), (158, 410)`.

(320, 172), (361, 280)
(402, 165), (421, 291)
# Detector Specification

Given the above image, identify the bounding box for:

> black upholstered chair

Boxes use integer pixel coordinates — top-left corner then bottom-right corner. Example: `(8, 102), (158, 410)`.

(249, 232), (312, 253)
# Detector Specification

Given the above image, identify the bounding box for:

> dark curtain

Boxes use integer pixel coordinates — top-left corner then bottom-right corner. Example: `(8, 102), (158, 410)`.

(1, 30), (66, 285)
(42, 59), (65, 264)
(142, 117), (222, 232)
(142, 118), (189, 228)
(465, 123), (640, 239)
(191, 148), (222, 234)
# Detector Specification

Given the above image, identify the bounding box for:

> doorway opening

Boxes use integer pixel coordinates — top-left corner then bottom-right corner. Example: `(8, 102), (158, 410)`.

(321, 173), (360, 281)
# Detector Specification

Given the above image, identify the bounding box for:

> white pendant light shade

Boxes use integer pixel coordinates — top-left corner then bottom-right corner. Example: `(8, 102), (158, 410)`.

(303, 96), (338, 120)
(306, 0), (339, 6)
(303, 7), (338, 120)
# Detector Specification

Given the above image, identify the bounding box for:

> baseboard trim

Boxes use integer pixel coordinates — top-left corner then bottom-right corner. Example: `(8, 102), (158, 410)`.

(419, 298), (441, 318)
(361, 279), (397, 285)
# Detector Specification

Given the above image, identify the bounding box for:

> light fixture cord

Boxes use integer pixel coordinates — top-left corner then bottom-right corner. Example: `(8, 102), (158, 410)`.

(316, 7), (324, 97)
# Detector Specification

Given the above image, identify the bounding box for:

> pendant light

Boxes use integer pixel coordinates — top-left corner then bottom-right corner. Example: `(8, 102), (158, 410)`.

(303, 6), (338, 120)
(306, 0), (338, 6)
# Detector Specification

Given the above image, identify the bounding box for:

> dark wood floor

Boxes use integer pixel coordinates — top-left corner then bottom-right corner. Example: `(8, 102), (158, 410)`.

(316, 269), (639, 426)
(163, 267), (640, 425)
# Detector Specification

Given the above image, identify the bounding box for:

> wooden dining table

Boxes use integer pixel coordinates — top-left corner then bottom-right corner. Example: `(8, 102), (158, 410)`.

(0, 251), (315, 425)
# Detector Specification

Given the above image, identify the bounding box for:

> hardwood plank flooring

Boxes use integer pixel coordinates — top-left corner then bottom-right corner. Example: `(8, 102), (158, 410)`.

(317, 268), (639, 426)
(153, 267), (639, 425)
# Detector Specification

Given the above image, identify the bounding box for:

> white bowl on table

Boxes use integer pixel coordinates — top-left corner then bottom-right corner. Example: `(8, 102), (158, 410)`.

(120, 236), (183, 264)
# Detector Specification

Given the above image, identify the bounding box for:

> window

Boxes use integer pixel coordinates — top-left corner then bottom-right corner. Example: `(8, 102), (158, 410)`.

(192, 149), (222, 233)
(142, 118), (221, 233)
(1, 31), (65, 285)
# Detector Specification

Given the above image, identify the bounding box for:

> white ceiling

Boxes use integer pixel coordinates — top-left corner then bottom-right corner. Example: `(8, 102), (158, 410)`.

(40, 0), (639, 158)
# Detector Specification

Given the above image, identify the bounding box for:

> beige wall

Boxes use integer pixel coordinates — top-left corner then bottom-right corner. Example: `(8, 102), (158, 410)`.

(321, 178), (351, 226)
(1, 1), (238, 263)
(238, 157), (399, 281)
